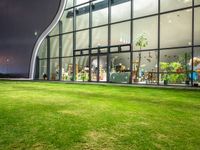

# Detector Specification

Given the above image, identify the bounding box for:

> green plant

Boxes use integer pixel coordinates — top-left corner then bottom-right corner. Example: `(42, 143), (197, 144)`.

(135, 34), (148, 79)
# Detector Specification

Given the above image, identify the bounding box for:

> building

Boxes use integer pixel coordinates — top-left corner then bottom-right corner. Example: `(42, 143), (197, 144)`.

(1, 0), (200, 87)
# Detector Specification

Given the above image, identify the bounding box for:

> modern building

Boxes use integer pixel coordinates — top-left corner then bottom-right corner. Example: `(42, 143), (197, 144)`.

(1, 0), (200, 87)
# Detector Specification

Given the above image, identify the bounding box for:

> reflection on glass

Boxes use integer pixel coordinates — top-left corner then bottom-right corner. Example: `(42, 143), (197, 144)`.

(92, 26), (108, 47)
(111, 21), (130, 45)
(38, 39), (47, 58)
(39, 59), (47, 80)
(63, 34), (73, 57)
(110, 53), (131, 83)
(160, 48), (192, 86)
(76, 30), (89, 49)
(194, 8), (200, 45)
(50, 59), (60, 80)
(91, 56), (98, 81)
(111, 2), (131, 23)
(161, 0), (192, 12)
(133, 16), (158, 50)
(132, 51), (158, 84)
(160, 9), (192, 48)
(99, 56), (107, 82)
(62, 58), (73, 81)
(92, 0), (108, 27)
(61, 9), (73, 33)
(50, 36), (59, 57)
(133, 0), (158, 18)
(76, 56), (89, 81)
(76, 4), (89, 30)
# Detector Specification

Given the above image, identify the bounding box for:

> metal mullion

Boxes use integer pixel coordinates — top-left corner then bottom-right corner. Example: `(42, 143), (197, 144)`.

(59, 21), (63, 81)
(107, 0), (111, 83)
(130, 0), (133, 84)
(191, 0), (195, 86)
(47, 36), (51, 80)
(73, 7), (77, 81)
(157, 0), (161, 85)
(89, 1), (92, 82)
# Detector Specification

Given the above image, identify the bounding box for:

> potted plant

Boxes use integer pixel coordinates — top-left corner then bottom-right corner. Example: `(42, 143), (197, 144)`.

(135, 34), (148, 81)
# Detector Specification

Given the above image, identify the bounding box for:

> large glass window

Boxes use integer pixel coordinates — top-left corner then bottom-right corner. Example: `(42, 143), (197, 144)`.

(50, 59), (60, 80)
(39, 59), (47, 79)
(38, 39), (47, 58)
(62, 57), (73, 81)
(61, 9), (73, 33)
(92, 26), (108, 47)
(111, 1), (131, 23)
(195, 0), (200, 5)
(66, 0), (73, 8)
(111, 21), (130, 45)
(110, 53), (131, 83)
(76, 30), (89, 49)
(132, 51), (158, 84)
(76, 56), (89, 81)
(92, 0), (108, 27)
(63, 34), (73, 57)
(161, 0), (192, 12)
(160, 9), (192, 48)
(193, 47), (200, 86)
(76, 4), (89, 30)
(159, 48), (192, 86)
(76, 0), (89, 5)
(194, 7), (200, 45)
(49, 24), (59, 36)
(133, 0), (158, 18)
(50, 36), (59, 58)
(133, 16), (158, 50)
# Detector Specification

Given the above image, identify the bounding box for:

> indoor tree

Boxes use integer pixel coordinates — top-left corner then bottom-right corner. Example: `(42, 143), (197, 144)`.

(135, 34), (148, 80)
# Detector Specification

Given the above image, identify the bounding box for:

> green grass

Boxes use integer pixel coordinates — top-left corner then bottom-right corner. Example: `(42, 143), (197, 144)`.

(0, 81), (200, 150)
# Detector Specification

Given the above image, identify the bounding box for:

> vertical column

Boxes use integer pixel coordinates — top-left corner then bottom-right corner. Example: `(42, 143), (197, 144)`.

(73, 5), (77, 81)
(191, 0), (195, 86)
(157, 0), (161, 85)
(107, 0), (111, 83)
(130, 0), (134, 84)
(59, 21), (63, 81)
(47, 36), (51, 80)
(89, 1), (92, 82)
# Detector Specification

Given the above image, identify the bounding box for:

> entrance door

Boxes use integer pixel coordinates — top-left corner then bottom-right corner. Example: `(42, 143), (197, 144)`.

(90, 55), (107, 82)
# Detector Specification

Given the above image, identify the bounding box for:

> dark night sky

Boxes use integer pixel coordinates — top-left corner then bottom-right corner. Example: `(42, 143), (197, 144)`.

(0, 0), (61, 77)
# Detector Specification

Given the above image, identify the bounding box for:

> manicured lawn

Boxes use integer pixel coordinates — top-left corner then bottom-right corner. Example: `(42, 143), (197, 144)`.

(0, 81), (199, 150)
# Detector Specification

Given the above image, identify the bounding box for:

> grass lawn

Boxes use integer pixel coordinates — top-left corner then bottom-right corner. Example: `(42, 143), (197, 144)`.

(0, 81), (200, 150)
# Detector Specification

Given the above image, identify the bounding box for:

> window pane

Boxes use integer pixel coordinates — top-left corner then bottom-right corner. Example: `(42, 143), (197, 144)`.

(161, 0), (192, 12)
(195, 0), (200, 5)
(61, 9), (73, 33)
(111, 21), (130, 45)
(193, 47), (200, 86)
(194, 8), (200, 45)
(50, 59), (59, 80)
(63, 34), (73, 57)
(76, 0), (89, 5)
(92, 0), (108, 27)
(50, 36), (59, 57)
(110, 53), (131, 83)
(49, 23), (59, 36)
(92, 26), (108, 47)
(133, 0), (158, 18)
(132, 51), (158, 84)
(76, 4), (89, 30)
(160, 48), (192, 86)
(76, 30), (89, 49)
(38, 39), (47, 58)
(133, 16), (158, 50)
(66, 0), (73, 8)
(76, 56), (89, 81)
(39, 59), (47, 79)
(111, 1), (131, 23)
(160, 9), (192, 48)
(62, 58), (73, 81)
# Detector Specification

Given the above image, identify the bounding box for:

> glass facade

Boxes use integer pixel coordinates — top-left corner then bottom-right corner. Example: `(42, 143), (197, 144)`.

(37, 0), (200, 87)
